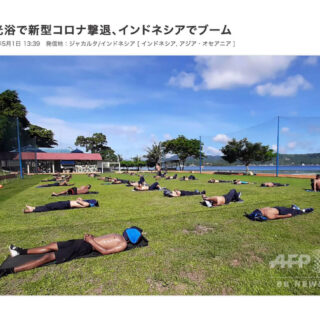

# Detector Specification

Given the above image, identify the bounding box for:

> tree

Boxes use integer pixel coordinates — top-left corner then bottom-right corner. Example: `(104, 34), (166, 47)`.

(101, 148), (117, 162)
(144, 142), (163, 168)
(220, 138), (275, 172)
(120, 160), (135, 171)
(162, 135), (204, 170)
(27, 124), (58, 148)
(0, 90), (57, 151)
(132, 156), (146, 171)
(75, 133), (117, 161)
(0, 90), (29, 127)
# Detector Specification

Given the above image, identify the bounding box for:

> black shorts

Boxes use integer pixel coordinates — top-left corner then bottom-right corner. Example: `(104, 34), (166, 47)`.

(55, 239), (93, 264)
(67, 187), (78, 195)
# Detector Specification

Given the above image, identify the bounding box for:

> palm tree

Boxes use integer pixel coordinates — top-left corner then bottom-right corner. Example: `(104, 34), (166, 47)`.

(144, 142), (163, 168)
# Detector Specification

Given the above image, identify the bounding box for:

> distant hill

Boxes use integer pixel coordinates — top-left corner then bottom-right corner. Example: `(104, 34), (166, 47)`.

(164, 153), (320, 166)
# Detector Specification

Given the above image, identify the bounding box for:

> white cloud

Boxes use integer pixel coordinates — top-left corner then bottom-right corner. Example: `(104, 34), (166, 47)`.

(255, 75), (311, 97)
(168, 72), (196, 89)
(27, 113), (87, 147)
(206, 146), (222, 156)
(169, 56), (296, 90)
(304, 56), (318, 65)
(281, 127), (290, 133)
(28, 112), (143, 149)
(163, 133), (172, 140)
(212, 133), (231, 144)
(272, 144), (287, 153)
(287, 141), (297, 149)
(43, 96), (129, 109)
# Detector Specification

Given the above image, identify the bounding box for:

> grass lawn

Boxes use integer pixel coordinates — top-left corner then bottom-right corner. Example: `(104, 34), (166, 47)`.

(0, 172), (319, 295)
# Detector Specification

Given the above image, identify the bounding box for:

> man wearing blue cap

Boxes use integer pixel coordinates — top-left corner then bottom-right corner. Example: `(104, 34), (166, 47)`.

(1, 232), (128, 278)
(0, 227), (147, 278)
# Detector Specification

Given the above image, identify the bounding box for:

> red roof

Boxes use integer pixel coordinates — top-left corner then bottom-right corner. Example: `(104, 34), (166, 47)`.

(0, 152), (102, 161)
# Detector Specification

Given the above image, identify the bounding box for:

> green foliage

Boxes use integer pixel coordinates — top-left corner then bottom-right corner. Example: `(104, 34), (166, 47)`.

(75, 133), (107, 153)
(162, 135), (204, 170)
(120, 160), (135, 170)
(0, 115), (17, 151)
(100, 148), (117, 162)
(0, 90), (29, 127)
(144, 142), (163, 168)
(0, 90), (58, 151)
(120, 159), (146, 171)
(221, 138), (274, 171)
(27, 124), (58, 148)
(75, 133), (117, 161)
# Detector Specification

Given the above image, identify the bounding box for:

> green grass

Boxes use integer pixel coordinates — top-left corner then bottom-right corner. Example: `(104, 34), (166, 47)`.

(0, 172), (320, 295)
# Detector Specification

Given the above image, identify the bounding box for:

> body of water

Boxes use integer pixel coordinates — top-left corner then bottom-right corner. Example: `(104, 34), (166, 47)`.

(180, 165), (320, 174)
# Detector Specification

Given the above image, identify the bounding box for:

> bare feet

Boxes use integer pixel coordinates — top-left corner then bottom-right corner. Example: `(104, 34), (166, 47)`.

(52, 192), (57, 196)
(24, 205), (35, 213)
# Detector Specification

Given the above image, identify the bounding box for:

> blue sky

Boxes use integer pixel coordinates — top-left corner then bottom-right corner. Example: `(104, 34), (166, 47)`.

(0, 56), (320, 158)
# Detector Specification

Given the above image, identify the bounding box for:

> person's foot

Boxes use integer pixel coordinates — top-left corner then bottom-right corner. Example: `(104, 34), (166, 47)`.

(201, 190), (206, 195)
(9, 244), (26, 257)
(23, 205), (34, 214)
(291, 204), (300, 210)
(237, 192), (242, 200)
(52, 192), (57, 196)
(303, 208), (314, 213)
(205, 200), (213, 208)
(0, 268), (14, 278)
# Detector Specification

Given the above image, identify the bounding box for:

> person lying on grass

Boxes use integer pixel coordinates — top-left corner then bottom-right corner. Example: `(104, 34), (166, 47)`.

(88, 173), (100, 178)
(0, 232), (128, 278)
(233, 179), (255, 185)
(261, 182), (289, 187)
(311, 174), (320, 192)
(41, 175), (71, 182)
(165, 174), (178, 180)
(52, 185), (92, 196)
(127, 176), (146, 187)
(98, 177), (132, 184)
(201, 189), (243, 207)
(37, 178), (74, 188)
(112, 175), (145, 186)
(134, 181), (162, 191)
(23, 198), (99, 213)
(179, 175), (197, 181)
(245, 205), (314, 221)
(164, 189), (206, 197)
(208, 178), (232, 183)
(100, 176), (146, 186)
